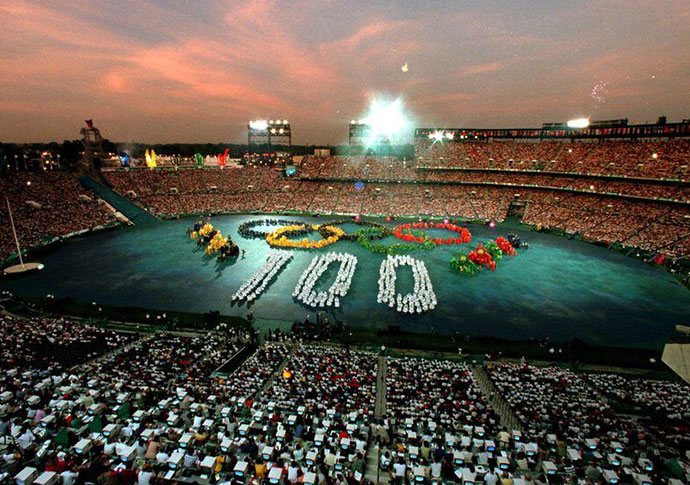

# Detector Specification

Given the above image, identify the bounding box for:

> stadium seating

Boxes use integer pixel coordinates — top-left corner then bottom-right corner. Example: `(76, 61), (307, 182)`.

(0, 173), (115, 263)
(1, 313), (688, 483)
(4, 138), (690, 262)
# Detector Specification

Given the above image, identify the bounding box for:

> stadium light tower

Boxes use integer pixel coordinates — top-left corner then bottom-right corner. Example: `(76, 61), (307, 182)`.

(248, 119), (291, 153)
(567, 118), (590, 129)
(361, 97), (410, 146)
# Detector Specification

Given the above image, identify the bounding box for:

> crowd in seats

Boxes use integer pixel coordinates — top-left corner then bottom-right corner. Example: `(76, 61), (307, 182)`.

(289, 190), (316, 213)
(93, 143), (690, 258)
(380, 357), (501, 483)
(586, 373), (690, 452)
(485, 362), (682, 483)
(516, 191), (690, 256)
(299, 156), (417, 181)
(104, 167), (290, 217)
(105, 167), (275, 197)
(81, 331), (243, 402)
(269, 345), (377, 415)
(667, 234), (690, 257)
(213, 343), (291, 402)
(1, 308), (690, 483)
(0, 315), (137, 371)
(0, 325), (385, 484)
(5, 138), (690, 262)
(0, 173), (115, 262)
(104, 166), (690, 256)
(308, 184), (343, 215)
(0, 315), (282, 484)
(251, 345), (377, 483)
(358, 185), (391, 216)
(415, 138), (690, 180)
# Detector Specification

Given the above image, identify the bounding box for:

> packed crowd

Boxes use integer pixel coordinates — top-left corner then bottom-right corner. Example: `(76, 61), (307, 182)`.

(0, 317), (259, 484)
(4, 138), (690, 263)
(586, 373), (690, 453)
(100, 143), (690, 258)
(380, 357), (501, 483)
(0, 315), (137, 371)
(484, 362), (688, 484)
(0, 173), (115, 262)
(415, 138), (690, 180)
(0, 315), (387, 485)
(214, 343), (291, 401)
(1, 310), (689, 483)
(299, 157), (417, 181)
(268, 345), (377, 416)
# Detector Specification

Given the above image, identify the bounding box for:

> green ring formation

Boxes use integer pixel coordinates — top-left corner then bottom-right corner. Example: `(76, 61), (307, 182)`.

(353, 226), (436, 254)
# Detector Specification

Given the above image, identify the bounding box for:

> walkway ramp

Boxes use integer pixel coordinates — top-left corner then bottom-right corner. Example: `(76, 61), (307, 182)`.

(79, 175), (160, 227)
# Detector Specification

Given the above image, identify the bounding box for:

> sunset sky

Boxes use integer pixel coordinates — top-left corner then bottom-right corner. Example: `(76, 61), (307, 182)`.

(1, 0), (689, 145)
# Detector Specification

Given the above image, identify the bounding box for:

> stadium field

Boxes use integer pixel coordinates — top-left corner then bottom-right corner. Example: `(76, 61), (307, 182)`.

(4, 213), (689, 350)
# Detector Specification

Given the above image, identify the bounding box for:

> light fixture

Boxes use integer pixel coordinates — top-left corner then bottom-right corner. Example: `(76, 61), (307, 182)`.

(431, 131), (445, 142)
(249, 120), (268, 130)
(567, 118), (590, 129)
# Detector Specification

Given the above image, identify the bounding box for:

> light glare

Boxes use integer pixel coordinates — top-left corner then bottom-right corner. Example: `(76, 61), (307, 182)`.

(249, 120), (268, 130)
(567, 118), (590, 129)
(431, 130), (445, 142)
(362, 98), (409, 146)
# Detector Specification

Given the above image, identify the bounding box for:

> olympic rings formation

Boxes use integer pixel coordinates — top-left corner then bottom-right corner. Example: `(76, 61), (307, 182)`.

(239, 218), (474, 252)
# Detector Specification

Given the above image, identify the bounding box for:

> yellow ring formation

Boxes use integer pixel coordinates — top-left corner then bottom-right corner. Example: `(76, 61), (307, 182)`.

(266, 224), (344, 249)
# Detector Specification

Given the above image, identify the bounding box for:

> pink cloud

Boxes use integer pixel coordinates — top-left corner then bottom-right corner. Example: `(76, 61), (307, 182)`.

(456, 62), (505, 78)
(320, 20), (408, 52)
(0, 0), (689, 144)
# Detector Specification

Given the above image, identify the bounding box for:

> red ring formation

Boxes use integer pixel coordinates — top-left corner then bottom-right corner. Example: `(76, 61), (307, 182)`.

(392, 222), (472, 245)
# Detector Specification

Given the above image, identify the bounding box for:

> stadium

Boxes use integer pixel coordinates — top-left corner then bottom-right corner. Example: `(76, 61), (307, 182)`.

(1, 2), (690, 485)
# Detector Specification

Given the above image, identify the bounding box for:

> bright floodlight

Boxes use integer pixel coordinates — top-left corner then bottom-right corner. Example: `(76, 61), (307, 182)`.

(250, 120), (268, 130)
(431, 130), (445, 142)
(362, 98), (409, 146)
(567, 118), (590, 129)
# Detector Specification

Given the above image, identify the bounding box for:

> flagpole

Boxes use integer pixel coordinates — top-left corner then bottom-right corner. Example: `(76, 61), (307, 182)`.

(6, 196), (25, 268)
